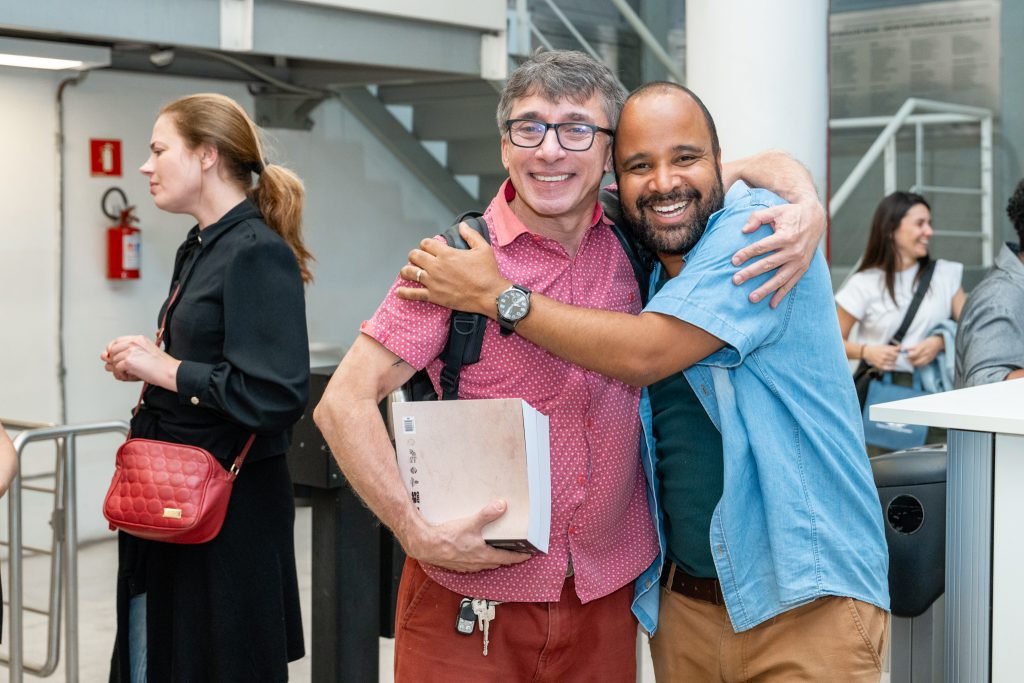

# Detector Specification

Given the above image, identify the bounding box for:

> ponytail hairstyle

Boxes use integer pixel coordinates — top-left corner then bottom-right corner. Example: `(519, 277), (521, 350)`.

(160, 93), (314, 283)
(856, 190), (932, 304)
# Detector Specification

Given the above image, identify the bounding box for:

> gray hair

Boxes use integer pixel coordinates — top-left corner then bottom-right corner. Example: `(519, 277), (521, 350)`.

(496, 50), (627, 136)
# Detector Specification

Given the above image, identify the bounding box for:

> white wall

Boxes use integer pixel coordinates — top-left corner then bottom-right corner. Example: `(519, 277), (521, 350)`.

(0, 68), (64, 424)
(686, 0), (829, 199)
(1, 66), (457, 541)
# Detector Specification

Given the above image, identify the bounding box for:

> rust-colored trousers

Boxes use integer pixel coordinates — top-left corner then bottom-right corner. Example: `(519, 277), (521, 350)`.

(650, 589), (890, 682)
(393, 559), (638, 682)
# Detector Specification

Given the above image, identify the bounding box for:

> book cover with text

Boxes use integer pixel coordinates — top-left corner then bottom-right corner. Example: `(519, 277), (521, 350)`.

(391, 398), (550, 553)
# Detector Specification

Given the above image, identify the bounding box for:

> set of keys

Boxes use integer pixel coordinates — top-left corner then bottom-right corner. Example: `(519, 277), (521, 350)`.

(455, 597), (499, 655)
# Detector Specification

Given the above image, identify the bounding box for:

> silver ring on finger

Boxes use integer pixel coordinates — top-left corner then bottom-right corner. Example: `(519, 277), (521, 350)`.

(416, 268), (424, 284)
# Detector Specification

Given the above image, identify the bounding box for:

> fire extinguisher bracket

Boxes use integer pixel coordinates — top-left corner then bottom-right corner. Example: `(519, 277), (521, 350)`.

(104, 187), (141, 280)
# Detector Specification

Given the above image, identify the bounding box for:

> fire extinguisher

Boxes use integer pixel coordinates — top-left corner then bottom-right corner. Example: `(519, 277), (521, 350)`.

(103, 187), (141, 280)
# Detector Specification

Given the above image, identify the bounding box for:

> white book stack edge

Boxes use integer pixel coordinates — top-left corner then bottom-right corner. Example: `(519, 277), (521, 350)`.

(391, 398), (551, 554)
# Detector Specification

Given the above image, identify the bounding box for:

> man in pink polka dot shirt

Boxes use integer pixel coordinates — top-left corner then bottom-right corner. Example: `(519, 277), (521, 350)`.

(314, 51), (824, 681)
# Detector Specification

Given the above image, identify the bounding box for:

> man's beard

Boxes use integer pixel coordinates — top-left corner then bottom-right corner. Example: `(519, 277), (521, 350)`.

(625, 178), (725, 257)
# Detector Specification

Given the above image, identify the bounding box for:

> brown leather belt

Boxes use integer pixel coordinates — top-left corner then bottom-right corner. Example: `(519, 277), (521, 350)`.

(659, 562), (725, 606)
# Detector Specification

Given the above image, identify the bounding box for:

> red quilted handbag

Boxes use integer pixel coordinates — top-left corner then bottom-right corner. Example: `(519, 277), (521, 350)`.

(102, 280), (256, 544)
(102, 434), (255, 544)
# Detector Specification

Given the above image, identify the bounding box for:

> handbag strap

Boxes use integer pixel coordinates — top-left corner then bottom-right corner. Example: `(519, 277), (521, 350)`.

(889, 260), (937, 345)
(155, 281), (183, 349)
(128, 281), (184, 421)
(228, 434), (258, 476)
(127, 264), (256, 476)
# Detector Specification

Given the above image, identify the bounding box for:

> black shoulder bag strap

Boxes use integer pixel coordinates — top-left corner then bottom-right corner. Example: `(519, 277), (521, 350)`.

(599, 187), (651, 303)
(128, 244), (256, 465)
(437, 212), (489, 400)
(853, 259), (937, 404)
(889, 259), (937, 346)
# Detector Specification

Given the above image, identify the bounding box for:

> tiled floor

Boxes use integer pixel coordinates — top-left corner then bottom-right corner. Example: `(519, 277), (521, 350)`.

(0, 507), (657, 682)
(2, 507), (382, 682)
(2, 508), (892, 682)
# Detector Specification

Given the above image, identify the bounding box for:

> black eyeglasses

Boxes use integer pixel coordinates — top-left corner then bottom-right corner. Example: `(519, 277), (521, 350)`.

(505, 119), (614, 152)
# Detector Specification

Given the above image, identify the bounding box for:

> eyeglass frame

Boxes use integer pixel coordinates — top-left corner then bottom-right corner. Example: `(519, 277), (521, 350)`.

(504, 118), (615, 152)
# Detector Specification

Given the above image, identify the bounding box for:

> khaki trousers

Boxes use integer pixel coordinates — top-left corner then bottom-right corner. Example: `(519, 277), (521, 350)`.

(650, 588), (889, 682)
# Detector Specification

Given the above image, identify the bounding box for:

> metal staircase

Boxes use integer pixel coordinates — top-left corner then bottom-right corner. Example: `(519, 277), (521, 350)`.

(829, 98), (995, 288)
(377, 79), (507, 204)
(338, 0), (681, 210)
(0, 0), (678, 212)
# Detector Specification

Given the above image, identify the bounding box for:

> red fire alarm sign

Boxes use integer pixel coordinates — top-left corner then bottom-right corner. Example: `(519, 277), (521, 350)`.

(90, 139), (122, 177)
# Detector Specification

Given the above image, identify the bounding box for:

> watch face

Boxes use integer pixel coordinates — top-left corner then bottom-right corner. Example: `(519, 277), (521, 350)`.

(497, 289), (529, 322)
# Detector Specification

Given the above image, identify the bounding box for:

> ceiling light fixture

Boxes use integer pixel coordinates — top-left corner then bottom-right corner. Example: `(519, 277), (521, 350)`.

(0, 37), (110, 71)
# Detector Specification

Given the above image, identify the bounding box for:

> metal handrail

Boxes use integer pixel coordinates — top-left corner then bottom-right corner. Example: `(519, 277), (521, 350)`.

(1, 419), (61, 678)
(829, 97), (994, 267)
(5, 421), (130, 683)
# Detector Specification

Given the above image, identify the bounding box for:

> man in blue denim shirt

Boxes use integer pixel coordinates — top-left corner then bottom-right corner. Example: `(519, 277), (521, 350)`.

(616, 84), (889, 682)
(399, 81), (890, 680)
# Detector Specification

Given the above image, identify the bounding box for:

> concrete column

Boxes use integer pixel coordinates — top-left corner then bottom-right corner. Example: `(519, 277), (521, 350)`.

(685, 1), (829, 198)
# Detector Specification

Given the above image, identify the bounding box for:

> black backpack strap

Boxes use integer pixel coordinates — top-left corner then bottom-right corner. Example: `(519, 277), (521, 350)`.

(437, 214), (490, 400)
(599, 187), (651, 303)
(444, 212), (489, 249)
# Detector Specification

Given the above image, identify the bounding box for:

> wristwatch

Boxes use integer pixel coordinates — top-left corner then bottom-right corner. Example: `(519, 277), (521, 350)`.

(496, 284), (531, 336)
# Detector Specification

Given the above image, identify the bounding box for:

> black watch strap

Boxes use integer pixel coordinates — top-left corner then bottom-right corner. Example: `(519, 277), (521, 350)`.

(497, 284), (531, 336)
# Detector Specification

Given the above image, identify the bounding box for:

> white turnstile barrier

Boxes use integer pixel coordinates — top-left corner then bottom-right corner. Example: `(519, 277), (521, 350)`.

(872, 378), (1024, 682)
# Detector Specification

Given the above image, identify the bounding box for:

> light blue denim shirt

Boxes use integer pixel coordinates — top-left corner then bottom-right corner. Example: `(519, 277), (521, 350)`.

(631, 182), (890, 635)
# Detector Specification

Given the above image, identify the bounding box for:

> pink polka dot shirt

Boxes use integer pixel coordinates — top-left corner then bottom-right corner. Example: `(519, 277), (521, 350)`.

(363, 181), (658, 603)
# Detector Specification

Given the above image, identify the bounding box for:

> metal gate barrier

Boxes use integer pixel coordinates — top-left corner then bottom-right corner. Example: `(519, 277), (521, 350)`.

(1, 420), (129, 683)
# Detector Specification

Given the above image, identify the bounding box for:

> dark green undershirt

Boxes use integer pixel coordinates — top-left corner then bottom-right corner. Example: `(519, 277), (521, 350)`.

(649, 273), (724, 579)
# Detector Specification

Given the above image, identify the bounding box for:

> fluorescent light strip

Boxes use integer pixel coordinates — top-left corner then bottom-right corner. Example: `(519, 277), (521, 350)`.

(0, 54), (86, 70)
(0, 37), (110, 71)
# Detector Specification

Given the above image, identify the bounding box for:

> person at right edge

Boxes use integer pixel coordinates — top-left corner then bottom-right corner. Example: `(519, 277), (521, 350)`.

(956, 178), (1024, 388)
(0, 421), (17, 644)
(397, 81), (891, 681)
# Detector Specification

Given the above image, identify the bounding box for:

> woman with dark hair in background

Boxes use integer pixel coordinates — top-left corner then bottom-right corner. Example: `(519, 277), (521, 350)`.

(835, 191), (965, 452)
(101, 93), (311, 682)
(837, 191), (965, 373)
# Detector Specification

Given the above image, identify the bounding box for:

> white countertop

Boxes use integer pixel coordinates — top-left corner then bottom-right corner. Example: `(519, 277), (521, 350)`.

(870, 377), (1024, 435)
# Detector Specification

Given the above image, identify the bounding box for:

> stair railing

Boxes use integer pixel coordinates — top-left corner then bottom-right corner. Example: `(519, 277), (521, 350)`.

(830, 97), (994, 267)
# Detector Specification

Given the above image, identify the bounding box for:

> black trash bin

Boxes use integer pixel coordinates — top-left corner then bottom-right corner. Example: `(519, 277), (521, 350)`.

(871, 443), (946, 617)
(871, 443), (947, 683)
